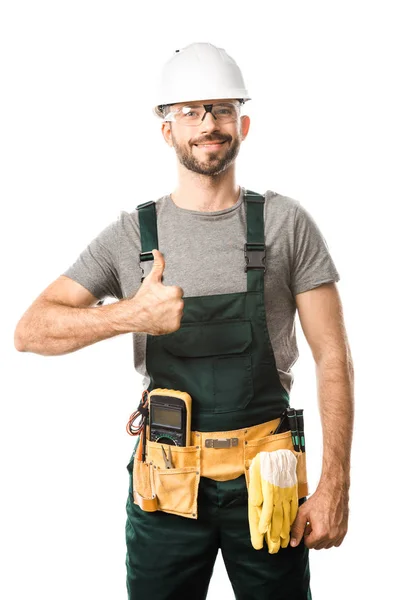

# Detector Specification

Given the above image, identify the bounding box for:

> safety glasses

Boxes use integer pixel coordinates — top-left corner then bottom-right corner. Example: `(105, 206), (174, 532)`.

(163, 101), (241, 127)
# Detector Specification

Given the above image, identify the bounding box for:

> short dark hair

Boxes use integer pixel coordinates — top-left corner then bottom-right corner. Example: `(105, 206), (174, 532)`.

(157, 104), (170, 118)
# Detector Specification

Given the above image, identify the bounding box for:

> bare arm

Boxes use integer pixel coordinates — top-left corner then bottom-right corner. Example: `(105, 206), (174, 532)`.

(14, 275), (134, 355)
(14, 250), (184, 356)
(295, 281), (354, 490)
(289, 281), (354, 550)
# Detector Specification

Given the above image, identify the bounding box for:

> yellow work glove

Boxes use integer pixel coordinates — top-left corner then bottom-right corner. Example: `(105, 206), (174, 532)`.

(248, 449), (299, 553)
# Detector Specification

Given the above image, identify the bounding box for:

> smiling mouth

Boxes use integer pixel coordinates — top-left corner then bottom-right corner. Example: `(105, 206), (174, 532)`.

(194, 141), (227, 149)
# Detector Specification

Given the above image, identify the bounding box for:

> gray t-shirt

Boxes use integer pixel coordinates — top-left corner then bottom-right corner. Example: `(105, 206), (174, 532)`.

(63, 187), (340, 394)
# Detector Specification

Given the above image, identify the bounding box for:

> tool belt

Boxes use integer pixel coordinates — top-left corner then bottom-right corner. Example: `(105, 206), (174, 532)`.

(131, 415), (308, 520)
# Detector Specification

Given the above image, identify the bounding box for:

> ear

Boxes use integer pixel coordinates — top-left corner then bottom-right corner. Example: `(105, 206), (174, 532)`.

(240, 115), (250, 141)
(161, 122), (173, 147)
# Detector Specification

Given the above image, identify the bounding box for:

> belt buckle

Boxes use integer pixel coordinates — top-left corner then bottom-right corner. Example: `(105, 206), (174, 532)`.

(204, 438), (239, 449)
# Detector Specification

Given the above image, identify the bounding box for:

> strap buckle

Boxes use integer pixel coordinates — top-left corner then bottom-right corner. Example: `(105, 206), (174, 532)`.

(139, 250), (154, 263)
(244, 243), (266, 272)
(139, 251), (154, 283)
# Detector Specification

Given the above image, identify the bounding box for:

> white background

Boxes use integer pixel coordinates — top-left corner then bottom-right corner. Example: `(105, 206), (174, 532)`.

(1, 1), (398, 598)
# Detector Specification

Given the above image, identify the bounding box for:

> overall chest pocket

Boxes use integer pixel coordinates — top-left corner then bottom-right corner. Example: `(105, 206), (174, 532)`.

(162, 320), (254, 413)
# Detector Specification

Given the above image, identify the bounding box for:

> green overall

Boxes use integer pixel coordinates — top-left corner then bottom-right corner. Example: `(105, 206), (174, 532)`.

(125, 190), (312, 599)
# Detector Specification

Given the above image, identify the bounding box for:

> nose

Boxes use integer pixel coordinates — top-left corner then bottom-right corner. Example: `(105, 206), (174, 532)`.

(199, 110), (220, 133)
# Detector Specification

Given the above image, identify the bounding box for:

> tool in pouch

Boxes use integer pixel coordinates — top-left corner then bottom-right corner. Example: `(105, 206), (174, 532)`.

(126, 388), (195, 515)
(126, 393), (309, 524)
(161, 445), (173, 469)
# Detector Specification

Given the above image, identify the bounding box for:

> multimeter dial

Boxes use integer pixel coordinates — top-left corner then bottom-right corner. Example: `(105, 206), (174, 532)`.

(155, 434), (177, 445)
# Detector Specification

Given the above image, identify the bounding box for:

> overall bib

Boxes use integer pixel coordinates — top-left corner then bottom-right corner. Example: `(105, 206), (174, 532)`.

(125, 190), (312, 600)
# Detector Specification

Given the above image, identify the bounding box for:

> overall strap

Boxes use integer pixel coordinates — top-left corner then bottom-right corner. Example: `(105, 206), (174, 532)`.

(244, 190), (266, 293)
(136, 200), (159, 282)
(136, 192), (266, 290)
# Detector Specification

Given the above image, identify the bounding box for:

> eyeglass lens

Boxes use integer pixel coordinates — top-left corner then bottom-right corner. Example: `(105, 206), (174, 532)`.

(165, 102), (240, 126)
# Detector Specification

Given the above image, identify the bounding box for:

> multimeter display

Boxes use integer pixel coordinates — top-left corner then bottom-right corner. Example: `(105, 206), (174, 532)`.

(152, 405), (181, 429)
(149, 393), (189, 445)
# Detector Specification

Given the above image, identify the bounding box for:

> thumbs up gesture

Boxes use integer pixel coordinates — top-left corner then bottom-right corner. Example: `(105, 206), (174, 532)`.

(130, 249), (185, 335)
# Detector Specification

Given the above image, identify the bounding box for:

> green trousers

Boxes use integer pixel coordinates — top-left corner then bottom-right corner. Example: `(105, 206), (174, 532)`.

(126, 458), (311, 600)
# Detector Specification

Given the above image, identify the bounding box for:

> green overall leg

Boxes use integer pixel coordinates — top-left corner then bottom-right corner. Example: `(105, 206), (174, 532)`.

(126, 461), (311, 599)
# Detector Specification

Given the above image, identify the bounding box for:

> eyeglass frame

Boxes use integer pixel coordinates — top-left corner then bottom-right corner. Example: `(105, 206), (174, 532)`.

(161, 99), (245, 126)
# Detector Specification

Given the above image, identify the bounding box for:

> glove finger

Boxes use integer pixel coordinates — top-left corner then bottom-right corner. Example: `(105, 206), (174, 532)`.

(248, 503), (262, 531)
(290, 485), (299, 525)
(250, 527), (264, 550)
(281, 498), (291, 542)
(270, 497), (283, 541)
(248, 454), (263, 507)
(258, 480), (274, 534)
(248, 502), (264, 549)
(265, 528), (281, 554)
(280, 531), (290, 548)
(248, 470), (264, 551)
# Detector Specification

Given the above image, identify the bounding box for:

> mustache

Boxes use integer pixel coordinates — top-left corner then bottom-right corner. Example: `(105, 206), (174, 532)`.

(192, 136), (230, 145)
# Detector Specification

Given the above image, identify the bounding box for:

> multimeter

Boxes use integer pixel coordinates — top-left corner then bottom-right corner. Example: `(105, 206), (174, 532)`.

(147, 388), (192, 446)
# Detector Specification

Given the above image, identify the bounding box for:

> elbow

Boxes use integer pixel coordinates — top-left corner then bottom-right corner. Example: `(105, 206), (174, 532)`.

(14, 313), (64, 357)
(14, 324), (27, 352)
(14, 312), (36, 353)
(14, 314), (32, 351)
(14, 306), (58, 355)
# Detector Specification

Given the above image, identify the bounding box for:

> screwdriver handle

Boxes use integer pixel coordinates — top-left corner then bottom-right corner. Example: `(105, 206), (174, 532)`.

(286, 408), (301, 452)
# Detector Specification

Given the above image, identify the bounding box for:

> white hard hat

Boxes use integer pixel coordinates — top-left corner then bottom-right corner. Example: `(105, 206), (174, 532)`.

(153, 42), (251, 118)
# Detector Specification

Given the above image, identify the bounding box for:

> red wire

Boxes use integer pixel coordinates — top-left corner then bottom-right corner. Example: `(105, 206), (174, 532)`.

(126, 389), (149, 436)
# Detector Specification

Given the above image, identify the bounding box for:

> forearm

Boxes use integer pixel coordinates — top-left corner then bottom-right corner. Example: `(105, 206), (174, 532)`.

(315, 352), (355, 491)
(15, 299), (137, 356)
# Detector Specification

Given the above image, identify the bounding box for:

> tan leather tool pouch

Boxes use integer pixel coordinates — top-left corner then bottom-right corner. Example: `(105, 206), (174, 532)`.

(243, 429), (309, 499)
(132, 457), (158, 513)
(133, 440), (202, 519)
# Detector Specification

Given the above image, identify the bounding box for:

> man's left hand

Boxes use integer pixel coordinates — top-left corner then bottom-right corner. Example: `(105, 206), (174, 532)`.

(289, 484), (349, 550)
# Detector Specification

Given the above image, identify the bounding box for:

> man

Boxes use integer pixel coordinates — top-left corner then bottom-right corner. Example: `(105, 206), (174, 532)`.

(15, 42), (354, 599)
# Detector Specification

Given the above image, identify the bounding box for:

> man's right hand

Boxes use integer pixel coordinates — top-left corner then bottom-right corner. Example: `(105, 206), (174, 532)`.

(130, 249), (185, 336)
(14, 249), (184, 355)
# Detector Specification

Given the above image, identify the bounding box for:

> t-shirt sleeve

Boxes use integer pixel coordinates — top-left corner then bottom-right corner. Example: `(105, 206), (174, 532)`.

(290, 203), (340, 296)
(62, 217), (123, 301)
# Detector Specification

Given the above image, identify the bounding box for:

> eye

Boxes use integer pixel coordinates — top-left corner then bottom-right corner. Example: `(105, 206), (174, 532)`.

(214, 106), (235, 116)
(181, 106), (201, 118)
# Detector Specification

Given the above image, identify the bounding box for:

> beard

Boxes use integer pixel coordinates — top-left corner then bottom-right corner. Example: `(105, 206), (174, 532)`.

(170, 130), (241, 176)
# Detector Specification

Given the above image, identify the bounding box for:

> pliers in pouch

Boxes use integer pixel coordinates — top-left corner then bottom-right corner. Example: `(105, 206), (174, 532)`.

(161, 445), (174, 469)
